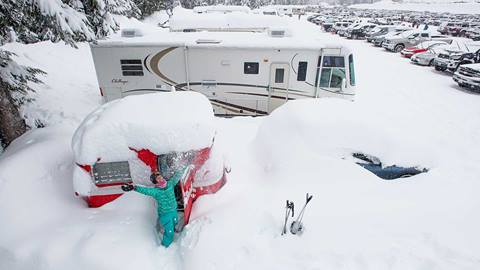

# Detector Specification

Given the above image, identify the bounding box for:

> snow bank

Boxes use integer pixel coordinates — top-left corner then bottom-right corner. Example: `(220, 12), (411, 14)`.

(72, 92), (215, 165)
(254, 98), (432, 170)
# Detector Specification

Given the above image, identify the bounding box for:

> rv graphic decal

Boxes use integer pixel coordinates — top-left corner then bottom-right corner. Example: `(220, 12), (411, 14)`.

(148, 47), (179, 86)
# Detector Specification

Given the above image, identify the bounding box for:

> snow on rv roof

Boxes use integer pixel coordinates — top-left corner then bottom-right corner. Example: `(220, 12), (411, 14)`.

(192, 5), (251, 14)
(71, 92), (215, 165)
(170, 7), (288, 32)
(95, 8), (346, 51)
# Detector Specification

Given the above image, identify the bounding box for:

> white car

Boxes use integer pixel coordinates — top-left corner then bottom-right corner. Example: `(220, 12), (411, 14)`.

(453, 63), (480, 91)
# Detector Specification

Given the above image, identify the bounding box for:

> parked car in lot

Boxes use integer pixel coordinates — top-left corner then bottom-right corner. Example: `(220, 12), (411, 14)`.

(372, 27), (411, 46)
(366, 25), (397, 42)
(383, 31), (451, 53)
(411, 45), (451, 66)
(346, 23), (376, 39)
(434, 46), (480, 72)
(400, 40), (451, 58)
(453, 63), (480, 91)
(332, 21), (351, 34)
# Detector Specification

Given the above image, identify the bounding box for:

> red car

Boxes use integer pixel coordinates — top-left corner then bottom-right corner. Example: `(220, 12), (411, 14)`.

(401, 41), (449, 58)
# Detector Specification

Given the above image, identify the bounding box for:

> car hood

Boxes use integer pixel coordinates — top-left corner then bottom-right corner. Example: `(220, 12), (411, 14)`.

(461, 63), (480, 70)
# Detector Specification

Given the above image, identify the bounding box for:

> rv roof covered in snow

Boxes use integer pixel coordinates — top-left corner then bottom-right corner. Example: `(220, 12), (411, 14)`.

(92, 29), (344, 51)
(170, 7), (287, 32)
(193, 5), (251, 14)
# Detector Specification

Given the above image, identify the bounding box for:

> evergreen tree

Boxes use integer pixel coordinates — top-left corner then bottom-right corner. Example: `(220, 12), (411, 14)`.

(0, 50), (45, 147)
(0, 0), (141, 148)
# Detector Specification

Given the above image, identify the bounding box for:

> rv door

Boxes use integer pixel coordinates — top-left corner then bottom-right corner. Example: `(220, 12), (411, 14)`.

(268, 63), (289, 113)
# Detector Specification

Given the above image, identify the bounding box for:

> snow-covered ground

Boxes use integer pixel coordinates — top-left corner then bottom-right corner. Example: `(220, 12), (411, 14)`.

(1, 12), (480, 270)
(351, 0), (480, 14)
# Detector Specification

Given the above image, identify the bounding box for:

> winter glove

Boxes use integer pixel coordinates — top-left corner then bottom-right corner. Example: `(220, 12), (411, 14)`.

(121, 184), (135, 192)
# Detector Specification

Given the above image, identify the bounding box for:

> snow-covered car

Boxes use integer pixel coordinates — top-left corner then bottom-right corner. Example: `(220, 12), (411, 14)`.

(372, 28), (410, 47)
(411, 46), (449, 66)
(383, 31), (451, 53)
(366, 25), (397, 42)
(346, 23), (376, 39)
(331, 22), (351, 34)
(434, 47), (480, 72)
(453, 63), (480, 91)
(72, 92), (227, 228)
(353, 153), (427, 180)
(400, 40), (450, 58)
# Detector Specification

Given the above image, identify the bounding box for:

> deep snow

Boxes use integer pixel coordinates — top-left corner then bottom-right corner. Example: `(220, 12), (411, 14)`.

(1, 11), (480, 270)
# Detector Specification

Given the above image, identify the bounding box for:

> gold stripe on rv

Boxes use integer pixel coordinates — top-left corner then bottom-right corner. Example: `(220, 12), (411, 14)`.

(149, 47), (178, 86)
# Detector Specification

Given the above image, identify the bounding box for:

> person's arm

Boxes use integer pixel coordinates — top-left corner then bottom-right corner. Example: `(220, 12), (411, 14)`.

(134, 185), (159, 197)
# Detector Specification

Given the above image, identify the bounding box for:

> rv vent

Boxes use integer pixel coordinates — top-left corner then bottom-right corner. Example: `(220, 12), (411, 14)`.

(121, 28), (143, 38)
(269, 30), (286, 37)
(120, 59), (144, 76)
(196, 39), (222, 44)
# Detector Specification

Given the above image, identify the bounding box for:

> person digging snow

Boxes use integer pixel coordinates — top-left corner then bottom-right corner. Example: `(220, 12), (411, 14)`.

(121, 155), (187, 247)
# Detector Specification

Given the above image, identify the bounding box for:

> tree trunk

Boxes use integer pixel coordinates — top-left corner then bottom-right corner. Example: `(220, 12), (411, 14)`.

(0, 85), (27, 147)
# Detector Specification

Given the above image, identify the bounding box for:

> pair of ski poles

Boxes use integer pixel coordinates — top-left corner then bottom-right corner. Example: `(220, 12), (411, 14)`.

(282, 193), (313, 235)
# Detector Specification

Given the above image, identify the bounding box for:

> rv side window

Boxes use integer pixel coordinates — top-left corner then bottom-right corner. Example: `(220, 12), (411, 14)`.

(349, 54), (355, 86)
(244, 62), (259, 74)
(120, 59), (144, 76)
(297, 62), (307, 81)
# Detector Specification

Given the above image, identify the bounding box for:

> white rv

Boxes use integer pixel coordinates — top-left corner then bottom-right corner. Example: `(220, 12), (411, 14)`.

(91, 29), (356, 116)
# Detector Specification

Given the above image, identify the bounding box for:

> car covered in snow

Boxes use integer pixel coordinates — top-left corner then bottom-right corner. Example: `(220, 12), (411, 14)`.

(372, 27), (411, 47)
(331, 21), (351, 34)
(346, 23), (376, 39)
(453, 63), (480, 91)
(383, 31), (451, 53)
(434, 46), (480, 72)
(72, 92), (227, 228)
(365, 25), (398, 43)
(400, 40), (450, 58)
(410, 45), (451, 66)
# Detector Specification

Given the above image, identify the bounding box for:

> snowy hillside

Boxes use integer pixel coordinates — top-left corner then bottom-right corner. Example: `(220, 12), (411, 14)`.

(1, 11), (480, 270)
(351, 0), (480, 14)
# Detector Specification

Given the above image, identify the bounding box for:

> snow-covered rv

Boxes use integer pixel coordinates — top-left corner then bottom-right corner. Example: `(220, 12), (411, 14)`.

(90, 11), (356, 116)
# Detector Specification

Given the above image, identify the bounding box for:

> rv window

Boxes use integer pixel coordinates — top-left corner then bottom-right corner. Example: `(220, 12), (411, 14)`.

(275, 68), (285, 83)
(330, 69), (346, 88)
(297, 62), (307, 81)
(121, 59), (144, 76)
(322, 56), (345, 67)
(319, 68), (331, 87)
(244, 62), (259, 74)
(349, 54), (355, 86)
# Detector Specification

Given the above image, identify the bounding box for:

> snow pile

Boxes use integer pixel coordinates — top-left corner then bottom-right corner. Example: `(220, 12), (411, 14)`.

(72, 92), (215, 165)
(350, 0), (480, 14)
(254, 98), (432, 170)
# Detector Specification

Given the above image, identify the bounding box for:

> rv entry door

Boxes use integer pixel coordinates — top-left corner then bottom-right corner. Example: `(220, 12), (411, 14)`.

(268, 63), (290, 113)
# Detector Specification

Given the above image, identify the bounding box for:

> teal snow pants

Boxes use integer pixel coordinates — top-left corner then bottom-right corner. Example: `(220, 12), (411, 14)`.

(159, 211), (178, 247)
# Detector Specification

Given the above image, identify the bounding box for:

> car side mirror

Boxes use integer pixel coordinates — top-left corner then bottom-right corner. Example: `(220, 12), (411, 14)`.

(341, 78), (347, 92)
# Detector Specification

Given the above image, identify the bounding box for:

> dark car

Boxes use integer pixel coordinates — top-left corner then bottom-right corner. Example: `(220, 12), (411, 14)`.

(353, 153), (427, 180)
